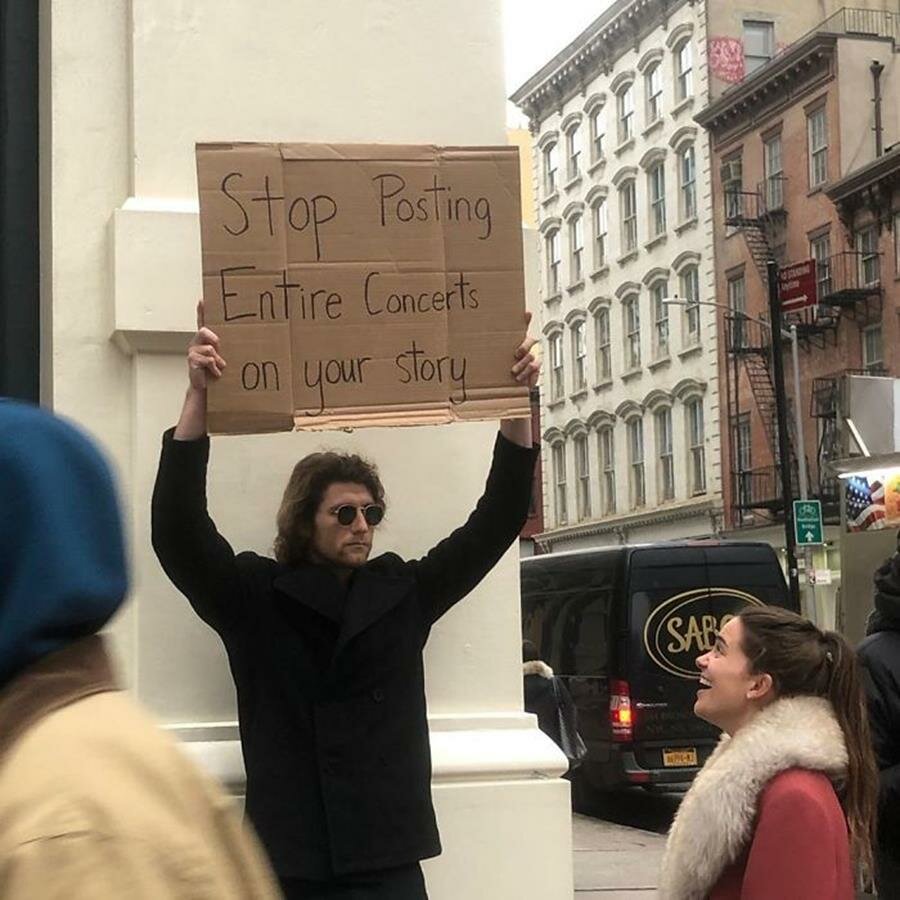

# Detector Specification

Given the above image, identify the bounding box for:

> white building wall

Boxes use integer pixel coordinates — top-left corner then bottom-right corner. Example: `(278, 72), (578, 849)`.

(41, 2), (572, 897)
(525, 0), (723, 551)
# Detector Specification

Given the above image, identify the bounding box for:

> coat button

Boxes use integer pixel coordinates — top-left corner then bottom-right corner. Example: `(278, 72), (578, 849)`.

(372, 688), (385, 702)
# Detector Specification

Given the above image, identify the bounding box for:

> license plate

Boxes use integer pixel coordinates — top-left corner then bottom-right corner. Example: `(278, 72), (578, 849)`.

(663, 748), (698, 767)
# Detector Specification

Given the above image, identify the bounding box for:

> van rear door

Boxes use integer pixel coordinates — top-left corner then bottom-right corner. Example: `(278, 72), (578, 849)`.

(624, 547), (719, 768)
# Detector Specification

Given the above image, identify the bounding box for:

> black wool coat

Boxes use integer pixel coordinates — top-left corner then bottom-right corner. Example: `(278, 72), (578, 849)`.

(151, 429), (536, 880)
(858, 548), (900, 891)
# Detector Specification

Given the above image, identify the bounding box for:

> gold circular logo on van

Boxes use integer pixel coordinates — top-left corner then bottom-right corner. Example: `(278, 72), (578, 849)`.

(642, 589), (766, 679)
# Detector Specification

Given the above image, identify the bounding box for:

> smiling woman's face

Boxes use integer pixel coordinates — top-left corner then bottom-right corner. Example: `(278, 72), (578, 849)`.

(694, 616), (773, 735)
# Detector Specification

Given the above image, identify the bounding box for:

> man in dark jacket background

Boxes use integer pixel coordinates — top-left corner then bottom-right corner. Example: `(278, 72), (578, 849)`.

(858, 533), (900, 898)
(152, 306), (540, 899)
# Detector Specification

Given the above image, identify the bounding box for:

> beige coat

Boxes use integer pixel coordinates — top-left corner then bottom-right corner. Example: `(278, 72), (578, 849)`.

(0, 636), (282, 899)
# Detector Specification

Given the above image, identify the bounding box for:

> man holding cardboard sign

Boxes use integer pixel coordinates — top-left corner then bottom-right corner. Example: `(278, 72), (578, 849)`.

(152, 142), (540, 900)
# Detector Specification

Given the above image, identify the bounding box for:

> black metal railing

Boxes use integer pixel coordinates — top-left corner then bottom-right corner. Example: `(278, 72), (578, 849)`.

(816, 7), (900, 42)
(724, 189), (761, 225)
(724, 314), (773, 354)
(819, 251), (883, 304)
(733, 464), (799, 512)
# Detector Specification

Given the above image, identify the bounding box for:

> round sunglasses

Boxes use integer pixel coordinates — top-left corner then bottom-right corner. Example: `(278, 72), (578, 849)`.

(330, 503), (384, 527)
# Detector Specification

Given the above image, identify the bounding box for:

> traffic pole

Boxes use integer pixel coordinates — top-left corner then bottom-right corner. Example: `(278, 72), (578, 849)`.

(767, 259), (801, 610)
(791, 324), (817, 625)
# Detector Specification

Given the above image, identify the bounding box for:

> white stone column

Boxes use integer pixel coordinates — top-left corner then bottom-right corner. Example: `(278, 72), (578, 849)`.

(42, 2), (572, 897)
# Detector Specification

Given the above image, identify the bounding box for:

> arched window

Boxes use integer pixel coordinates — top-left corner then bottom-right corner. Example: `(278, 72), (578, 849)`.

(594, 305), (611, 382)
(545, 228), (561, 295)
(565, 123), (583, 180)
(551, 441), (568, 526)
(619, 180), (637, 253)
(627, 417), (646, 509)
(655, 407), (675, 502)
(679, 144), (697, 222)
(569, 214), (584, 283)
(645, 62), (663, 124)
(542, 141), (559, 195)
(573, 432), (591, 521)
(598, 425), (616, 515)
(650, 280), (670, 360)
(675, 40), (693, 102)
(622, 294), (641, 371)
(616, 82), (635, 144)
(685, 397), (706, 495)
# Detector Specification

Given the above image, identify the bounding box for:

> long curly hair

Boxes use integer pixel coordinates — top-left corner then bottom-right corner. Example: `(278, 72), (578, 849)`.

(274, 451), (385, 567)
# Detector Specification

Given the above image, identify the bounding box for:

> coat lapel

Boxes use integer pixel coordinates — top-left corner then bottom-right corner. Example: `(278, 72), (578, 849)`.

(333, 568), (415, 658)
(273, 566), (345, 623)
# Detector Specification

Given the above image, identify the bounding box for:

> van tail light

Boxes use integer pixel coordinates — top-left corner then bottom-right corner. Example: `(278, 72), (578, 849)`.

(610, 679), (634, 742)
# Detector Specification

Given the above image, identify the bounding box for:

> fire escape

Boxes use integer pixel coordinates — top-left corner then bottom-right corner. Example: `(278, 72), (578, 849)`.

(724, 182), (804, 521)
(724, 182), (884, 525)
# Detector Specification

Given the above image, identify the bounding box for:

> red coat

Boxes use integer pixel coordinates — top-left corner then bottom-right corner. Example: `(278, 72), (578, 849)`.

(710, 769), (854, 900)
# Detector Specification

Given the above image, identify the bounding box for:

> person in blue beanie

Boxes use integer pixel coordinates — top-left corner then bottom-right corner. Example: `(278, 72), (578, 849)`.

(0, 400), (280, 899)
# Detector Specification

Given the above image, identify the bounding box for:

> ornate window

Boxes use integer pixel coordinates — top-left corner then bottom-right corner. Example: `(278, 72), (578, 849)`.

(551, 442), (568, 526)
(598, 425), (616, 515)
(594, 307), (611, 381)
(675, 40), (693, 101)
(592, 199), (608, 268)
(648, 162), (667, 237)
(548, 331), (564, 399)
(569, 214), (584, 283)
(543, 141), (559, 195)
(545, 229), (561, 294)
(687, 399), (706, 495)
(679, 145), (697, 221)
(617, 83), (635, 144)
(574, 433), (591, 521)
(627, 418), (646, 509)
(655, 408), (675, 502)
(619, 180), (637, 253)
(651, 281), (670, 360)
(571, 319), (587, 390)
(645, 63), (663, 124)
(680, 265), (701, 346)
(623, 295), (641, 371)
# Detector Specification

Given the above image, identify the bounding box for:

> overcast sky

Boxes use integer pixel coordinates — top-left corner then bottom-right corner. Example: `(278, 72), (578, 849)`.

(503, 0), (614, 127)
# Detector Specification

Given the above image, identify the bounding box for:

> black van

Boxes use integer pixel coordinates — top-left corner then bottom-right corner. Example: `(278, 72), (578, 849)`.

(520, 541), (795, 792)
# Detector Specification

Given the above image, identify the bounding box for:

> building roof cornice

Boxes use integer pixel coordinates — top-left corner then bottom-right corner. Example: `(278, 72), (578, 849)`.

(510, 0), (690, 130)
(695, 34), (838, 135)
(825, 145), (900, 204)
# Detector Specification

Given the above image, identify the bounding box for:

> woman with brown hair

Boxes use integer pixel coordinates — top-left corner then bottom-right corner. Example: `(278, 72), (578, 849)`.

(659, 606), (878, 900)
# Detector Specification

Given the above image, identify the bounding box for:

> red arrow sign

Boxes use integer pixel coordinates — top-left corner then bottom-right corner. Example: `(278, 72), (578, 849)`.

(778, 259), (818, 312)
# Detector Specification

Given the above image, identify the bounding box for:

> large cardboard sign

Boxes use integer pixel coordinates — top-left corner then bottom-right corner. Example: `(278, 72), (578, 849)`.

(196, 142), (530, 433)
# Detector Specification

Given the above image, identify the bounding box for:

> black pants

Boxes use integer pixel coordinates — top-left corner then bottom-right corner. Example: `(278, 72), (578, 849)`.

(278, 863), (428, 900)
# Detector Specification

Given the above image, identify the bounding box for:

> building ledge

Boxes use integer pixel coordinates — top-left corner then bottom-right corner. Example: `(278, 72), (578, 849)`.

(590, 264), (610, 281)
(670, 96), (694, 120)
(674, 216), (698, 235)
(614, 137), (636, 157)
(564, 173), (583, 192)
(617, 250), (639, 267)
(588, 157), (607, 176)
(648, 355), (672, 371)
(593, 379), (614, 392)
(644, 233), (668, 251)
(535, 497), (721, 546)
(678, 342), (703, 360)
(621, 367), (643, 382)
(642, 118), (665, 139)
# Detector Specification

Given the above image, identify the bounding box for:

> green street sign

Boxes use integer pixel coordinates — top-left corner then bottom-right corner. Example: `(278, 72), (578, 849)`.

(793, 499), (824, 546)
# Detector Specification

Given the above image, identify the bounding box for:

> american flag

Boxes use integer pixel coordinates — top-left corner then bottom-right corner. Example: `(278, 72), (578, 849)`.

(845, 476), (886, 532)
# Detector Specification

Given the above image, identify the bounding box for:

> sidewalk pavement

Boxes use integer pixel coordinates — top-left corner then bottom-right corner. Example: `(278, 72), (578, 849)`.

(572, 813), (665, 898)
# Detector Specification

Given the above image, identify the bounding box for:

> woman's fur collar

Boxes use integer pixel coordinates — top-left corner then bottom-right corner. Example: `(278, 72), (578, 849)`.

(523, 660), (553, 678)
(658, 695), (847, 900)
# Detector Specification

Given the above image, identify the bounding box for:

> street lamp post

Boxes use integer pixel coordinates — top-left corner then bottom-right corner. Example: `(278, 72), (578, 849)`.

(664, 283), (802, 609)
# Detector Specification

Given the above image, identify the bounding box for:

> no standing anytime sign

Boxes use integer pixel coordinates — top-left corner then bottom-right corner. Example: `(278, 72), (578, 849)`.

(778, 259), (818, 313)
